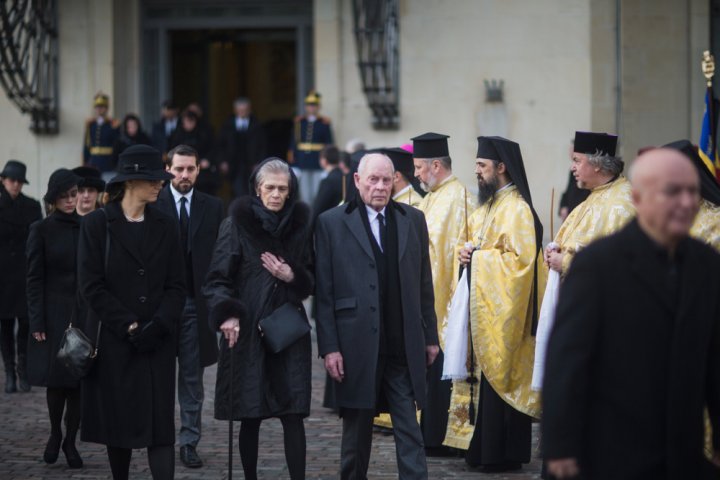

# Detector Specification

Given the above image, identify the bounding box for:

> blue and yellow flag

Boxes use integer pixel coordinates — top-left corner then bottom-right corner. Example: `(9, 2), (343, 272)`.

(699, 90), (719, 179)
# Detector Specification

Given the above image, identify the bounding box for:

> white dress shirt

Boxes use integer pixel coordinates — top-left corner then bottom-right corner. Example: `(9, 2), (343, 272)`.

(170, 184), (194, 218)
(235, 117), (249, 131)
(365, 205), (387, 252)
(165, 117), (177, 137)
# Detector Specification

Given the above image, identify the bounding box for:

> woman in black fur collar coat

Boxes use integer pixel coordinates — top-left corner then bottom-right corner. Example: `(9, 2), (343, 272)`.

(204, 157), (313, 480)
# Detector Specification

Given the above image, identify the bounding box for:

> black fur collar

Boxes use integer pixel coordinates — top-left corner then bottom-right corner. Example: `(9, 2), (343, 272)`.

(229, 196), (310, 239)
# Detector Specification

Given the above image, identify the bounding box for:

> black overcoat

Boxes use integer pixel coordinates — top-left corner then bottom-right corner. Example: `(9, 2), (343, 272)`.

(78, 202), (185, 448)
(217, 115), (267, 187)
(155, 186), (224, 367)
(25, 211), (80, 387)
(311, 167), (344, 225)
(314, 200), (438, 410)
(0, 185), (42, 318)
(542, 220), (720, 479)
(203, 196), (314, 420)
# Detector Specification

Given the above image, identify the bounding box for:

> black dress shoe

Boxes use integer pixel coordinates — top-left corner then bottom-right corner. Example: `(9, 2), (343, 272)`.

(61, 439), (83, 469)
(180, 445), (203, 468)
(17, 376), (30, 392)
(4, 374), (16, 394)
(43, 434), (61, 464)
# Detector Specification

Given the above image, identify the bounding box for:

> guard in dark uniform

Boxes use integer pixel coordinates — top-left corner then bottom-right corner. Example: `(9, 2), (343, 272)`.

(83, 92), (120, 180)
(288, 90), (334, 205)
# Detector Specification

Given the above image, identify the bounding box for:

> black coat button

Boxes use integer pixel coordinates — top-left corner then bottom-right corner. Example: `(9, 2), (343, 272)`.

(370, 306), (376, 312)
(369, 263), (375, 269)
(139, 296), (147, 303)
(372, 327), (378, 333)
(370, 284), (376, 290)
(137, 269), (145, 276)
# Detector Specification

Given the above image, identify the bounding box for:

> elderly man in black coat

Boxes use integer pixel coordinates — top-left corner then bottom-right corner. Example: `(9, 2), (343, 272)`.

(315, 152), (439, 479)
(542, 148), (720, 480)
(0, 160), (42, 393)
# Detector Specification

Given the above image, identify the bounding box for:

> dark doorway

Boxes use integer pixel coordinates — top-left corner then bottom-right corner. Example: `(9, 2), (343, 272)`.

(169, 28), (297, 159)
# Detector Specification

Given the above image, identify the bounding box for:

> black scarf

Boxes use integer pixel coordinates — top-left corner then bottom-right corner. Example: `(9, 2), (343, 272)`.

(250, 196), (295, 238)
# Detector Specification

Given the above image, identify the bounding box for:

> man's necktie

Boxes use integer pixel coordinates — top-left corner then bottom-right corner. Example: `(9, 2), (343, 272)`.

(377, 212), (386, 252)
(179, 197), (190, 252)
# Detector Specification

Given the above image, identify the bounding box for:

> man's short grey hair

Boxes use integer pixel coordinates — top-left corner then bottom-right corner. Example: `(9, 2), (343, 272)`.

(418, 156), (452, 171)
(345, 138), (366, 154)
(255, 158), (291, 190)
(357, 153), (395, 176)
(233, 97), (251, 108)
(586, 149), (624, 176)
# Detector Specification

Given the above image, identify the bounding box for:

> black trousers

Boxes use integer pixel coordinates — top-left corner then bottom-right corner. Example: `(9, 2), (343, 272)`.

(0, 317), (28, 374)
(340, 357), (427, 480)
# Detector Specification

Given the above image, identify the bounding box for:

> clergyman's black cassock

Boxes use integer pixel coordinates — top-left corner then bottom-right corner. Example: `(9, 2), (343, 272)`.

(542, 220), (720, 479)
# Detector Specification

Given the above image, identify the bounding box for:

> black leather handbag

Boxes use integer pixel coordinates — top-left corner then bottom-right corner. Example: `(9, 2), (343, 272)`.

(56, 209), (109, 379)
(57, 318), (100, 379)
(258, 302), (310, 354)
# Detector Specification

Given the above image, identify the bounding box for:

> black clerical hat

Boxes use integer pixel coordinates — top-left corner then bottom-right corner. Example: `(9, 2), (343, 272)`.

(379, 147), (414, 179)
(411, 132), (450, 158)
(574, 131), (618, 156)
(663, 139), (720, 206)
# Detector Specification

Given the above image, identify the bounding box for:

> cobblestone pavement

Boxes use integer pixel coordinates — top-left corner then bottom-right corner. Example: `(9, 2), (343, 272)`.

(0, 332), (542, 479)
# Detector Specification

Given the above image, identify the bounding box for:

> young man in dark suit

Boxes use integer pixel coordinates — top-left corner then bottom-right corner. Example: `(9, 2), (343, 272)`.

(155, 144), (224, 468)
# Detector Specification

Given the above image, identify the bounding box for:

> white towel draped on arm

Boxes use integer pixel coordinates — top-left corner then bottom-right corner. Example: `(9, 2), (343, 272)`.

(442, 268), (470, 381)
(531, 268), (561, 391)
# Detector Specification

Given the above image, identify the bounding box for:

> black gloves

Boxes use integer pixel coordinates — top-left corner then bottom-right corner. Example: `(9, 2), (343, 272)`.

(128, 321), (167, 353)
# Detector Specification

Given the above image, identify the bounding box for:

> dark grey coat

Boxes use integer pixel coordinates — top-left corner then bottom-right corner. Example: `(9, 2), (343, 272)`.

(0, 185), (42, 318)
(78, 202), (185, 448)
(203, 197), (314, 420)
(314, 200), (438, 410)
(25, 211), (81, 387)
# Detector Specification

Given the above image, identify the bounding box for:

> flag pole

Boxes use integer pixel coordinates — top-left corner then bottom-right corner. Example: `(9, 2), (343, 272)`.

(702, 50), (717, 175)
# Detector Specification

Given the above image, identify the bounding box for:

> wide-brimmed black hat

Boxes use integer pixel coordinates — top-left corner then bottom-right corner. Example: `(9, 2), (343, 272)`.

(411, 132), (450, 158)
(0, 160), (29, 184)
(72, 166), (106, 191)
(44, 168), (81, 204)
(107, 145), (174, 185)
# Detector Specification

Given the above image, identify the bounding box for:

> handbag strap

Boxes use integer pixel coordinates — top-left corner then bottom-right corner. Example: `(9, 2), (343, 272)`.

(91, 209), (110, 356)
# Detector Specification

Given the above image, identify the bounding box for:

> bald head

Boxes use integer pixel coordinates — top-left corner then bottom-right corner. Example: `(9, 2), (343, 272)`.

(355, 153), (394, 211)
(630, 148), (700, 248)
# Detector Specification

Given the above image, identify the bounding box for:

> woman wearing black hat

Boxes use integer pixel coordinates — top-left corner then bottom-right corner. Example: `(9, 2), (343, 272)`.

(204, 158), (313, 480)
(26, 169), (83, 468)
(77, 145), (185, 480)
(72, 166), (106, 215)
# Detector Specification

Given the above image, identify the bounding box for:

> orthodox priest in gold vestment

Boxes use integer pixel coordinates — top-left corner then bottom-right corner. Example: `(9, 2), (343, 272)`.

(533, 132), (634, 391)
(443, 136), (544, 471)
(385, 147), (424, 209)
(412, 132), (478, 449)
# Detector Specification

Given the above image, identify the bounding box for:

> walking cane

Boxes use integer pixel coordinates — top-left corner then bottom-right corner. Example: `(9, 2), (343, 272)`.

(228, 337), (234, 480)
